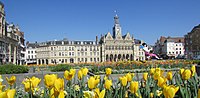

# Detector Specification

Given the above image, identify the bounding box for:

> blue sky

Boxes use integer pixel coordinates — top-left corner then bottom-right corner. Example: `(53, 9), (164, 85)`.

(1, 0), (200, 45)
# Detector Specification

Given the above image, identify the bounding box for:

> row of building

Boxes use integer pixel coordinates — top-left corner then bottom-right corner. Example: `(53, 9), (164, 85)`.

(26, 14), (146, 65)
(0, 2), (25, 65)
(153, 24), (200, 60)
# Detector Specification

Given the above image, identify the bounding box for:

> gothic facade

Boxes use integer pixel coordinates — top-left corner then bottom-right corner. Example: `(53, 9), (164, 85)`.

(100, 14), (135, 62)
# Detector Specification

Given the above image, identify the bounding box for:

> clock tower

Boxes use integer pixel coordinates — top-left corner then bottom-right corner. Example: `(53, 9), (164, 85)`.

(113, 14), (122, 39)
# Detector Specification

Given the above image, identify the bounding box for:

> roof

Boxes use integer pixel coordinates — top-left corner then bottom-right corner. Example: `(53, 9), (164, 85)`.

(27, 43), (39, 48)
(159, 36), (184, 43)
(37, 40), (98, 46)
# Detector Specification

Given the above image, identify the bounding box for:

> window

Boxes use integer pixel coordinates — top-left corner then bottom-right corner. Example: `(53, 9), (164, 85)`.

(94, 58), (96, 62)
(28, 51), (30, 54)
(69, 47), (71, 51)
(78, 58), (80, 62)
(179, 48), (181, 50)
(78, 52), (80, 56)
(81, 58), (84, 62)
(180, 51), (181, 54)
(81, 52), (84, 56)
(69, 52), (71, 56)
(90, 58), (92, 62)
(94, 52), (96, 56)
(85, 52), (87, 56)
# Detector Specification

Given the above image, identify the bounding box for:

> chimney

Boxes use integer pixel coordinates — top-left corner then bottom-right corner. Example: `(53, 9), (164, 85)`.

(96, 36), (98, 44)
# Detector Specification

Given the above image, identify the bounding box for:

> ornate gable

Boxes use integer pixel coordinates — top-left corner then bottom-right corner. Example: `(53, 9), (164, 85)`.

(105, 32), (113, 40)
(124, 32), (131, 40)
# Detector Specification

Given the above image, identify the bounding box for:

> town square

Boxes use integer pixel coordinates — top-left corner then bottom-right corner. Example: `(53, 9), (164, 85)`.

(0, 1), (200, 98)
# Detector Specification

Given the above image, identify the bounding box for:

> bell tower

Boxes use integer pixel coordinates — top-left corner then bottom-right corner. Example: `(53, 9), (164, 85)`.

(113, 11), (122, 39)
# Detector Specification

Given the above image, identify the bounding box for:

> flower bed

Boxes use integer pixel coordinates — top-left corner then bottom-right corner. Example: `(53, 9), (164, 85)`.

(0, 65), (200, 98)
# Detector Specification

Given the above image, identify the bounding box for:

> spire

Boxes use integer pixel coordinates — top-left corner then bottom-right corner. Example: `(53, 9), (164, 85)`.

(114, 10), (119, 24)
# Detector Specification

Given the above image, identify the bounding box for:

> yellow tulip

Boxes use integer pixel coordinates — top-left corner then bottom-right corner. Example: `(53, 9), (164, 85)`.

(104, 79), (112, 90)
(44, 74), (57, 89)
(78, 70), (83, 80)
(198, 89), (200, 98)
(191, 65), (196, 76)
(94, 88), (100, 98)
(105, 68), (112, 76)
(94, 75), (100, 79)
(0, 75), (2, 85)
(150, 68), (155, 75)
(125, 91), (128, 98)
(6, 76), (16, 86)
(157, 77), (166, 88)
(166, 71), (173, 80)
(30, 76), (41, 88)
(74, 85), (80, 91)
(0, 92), (7, 98)
(104, 76), (108, 81)
(54, 78), (64, 92)
(156, 90), (162, 96)
(181, 69), (191, 80)
(88, 77), (95, 90)
(153, 68), (162, 80)
(50, 87), (58, 98)
(179, 68), (184, 75)
(120, 76), (127, 87)
(150, 93), (154, 98)
(58, 90), (65, 98)
(64, 69), (76, 80)
(143, 72), (148, 81)
(153, 71), (160, 80)
(82, 68), (88, 76)
(22, 79), (31, 92)
(94, 78), (100, 87)
(83, 91), (95, 98)
(6, 89), (16, 98)
(130, 81), (138, 94)
(94, 88), (105, 98)
(131, 73), (135, 78)
(99, 89), (105, 98)
(0, 85), (5, 91)
(163, 85), (179, 98)
(126, 73), (132, 82)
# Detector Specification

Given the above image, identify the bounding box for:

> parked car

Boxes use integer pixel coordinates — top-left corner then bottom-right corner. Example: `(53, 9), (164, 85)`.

(193, 55), (200, 60)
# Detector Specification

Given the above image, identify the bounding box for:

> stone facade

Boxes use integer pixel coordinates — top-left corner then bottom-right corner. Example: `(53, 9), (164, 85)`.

(154, 36), (185, 58)
(185, 24), (200, 59)
(0, 2), (17, 64)
(100, 14), (144, 61)
(36, 40), (101, 64)
(25, 42), (38, 65)
(0, 2), (25, 65)
(35, 14), (145, 64)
